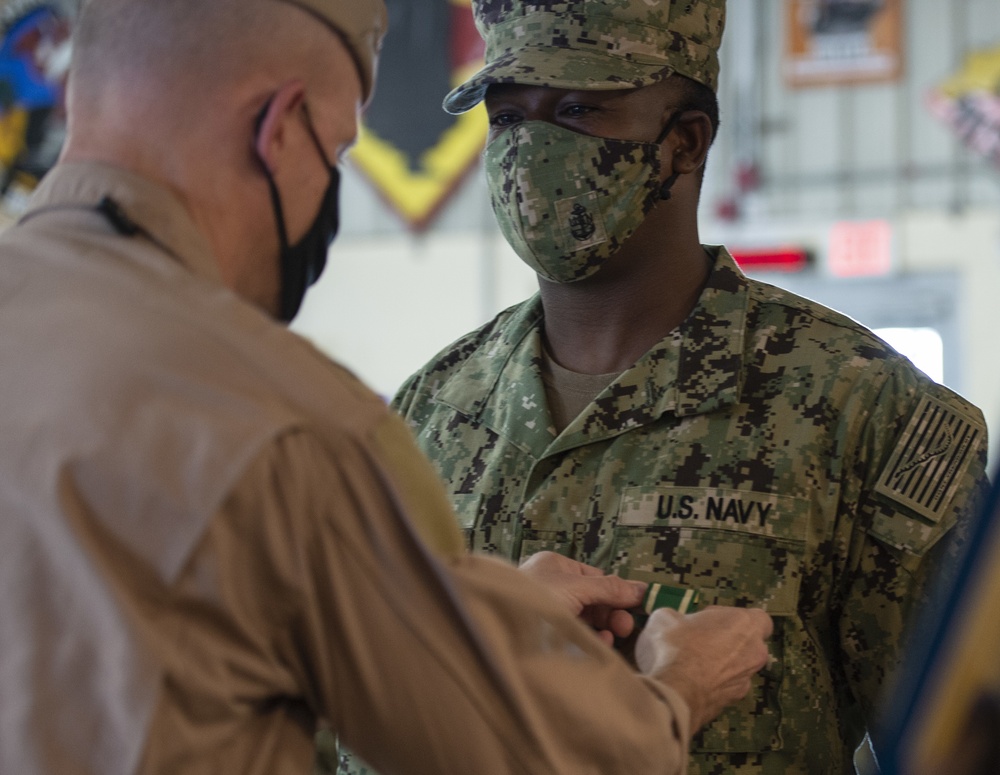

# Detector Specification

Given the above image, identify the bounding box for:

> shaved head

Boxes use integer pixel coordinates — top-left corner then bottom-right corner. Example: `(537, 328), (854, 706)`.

(70, 0), (346, 115)
(61, 0), (371, 315)
(63, 0), (365, 181)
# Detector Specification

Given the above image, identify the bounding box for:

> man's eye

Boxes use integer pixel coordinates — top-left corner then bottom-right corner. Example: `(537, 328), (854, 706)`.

(562, 104), (594, 118)
(489, 112), (521, 128)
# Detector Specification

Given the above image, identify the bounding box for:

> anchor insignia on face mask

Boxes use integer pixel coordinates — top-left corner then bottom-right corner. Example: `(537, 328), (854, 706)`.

(568, 203), (596, 241)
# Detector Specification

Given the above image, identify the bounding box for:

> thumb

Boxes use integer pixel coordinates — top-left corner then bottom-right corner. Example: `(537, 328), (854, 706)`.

(575, 575), (647, 610)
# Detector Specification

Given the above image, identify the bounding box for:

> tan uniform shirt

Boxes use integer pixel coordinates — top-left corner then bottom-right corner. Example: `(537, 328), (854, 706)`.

(0, 162), (692, 774)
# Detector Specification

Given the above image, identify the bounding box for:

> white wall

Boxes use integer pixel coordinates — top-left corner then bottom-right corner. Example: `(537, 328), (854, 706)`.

(292, 207), (535, 400)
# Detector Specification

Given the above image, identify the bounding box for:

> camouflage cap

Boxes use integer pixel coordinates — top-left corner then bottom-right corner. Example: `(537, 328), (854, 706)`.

(443, 0), (726, 115)
(278, 0), (388, 104)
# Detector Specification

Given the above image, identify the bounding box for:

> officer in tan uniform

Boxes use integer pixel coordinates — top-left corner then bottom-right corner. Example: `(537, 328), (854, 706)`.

(387, 1), (992, 774)
(0, 0), (776, 773)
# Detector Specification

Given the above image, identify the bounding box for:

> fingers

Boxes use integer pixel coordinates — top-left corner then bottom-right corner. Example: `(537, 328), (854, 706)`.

(583, 606), (639, 638)
(516, 553), (648, 639)
(520, 551), (616, 579)
(722, 677), (754, 707)
(574, 559), (608, 578)
(747, 606), (774, 639)
(577, 574), (647, 610)
(637, 605), (775, 729)
(522, 557), (647, 610)
(748, 619), (772, 673)
(606, 608), (637, 639)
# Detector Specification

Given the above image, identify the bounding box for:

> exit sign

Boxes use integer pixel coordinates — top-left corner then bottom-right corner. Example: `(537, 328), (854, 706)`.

(729, 247), (811, 273)
(828, 220), (894, 278)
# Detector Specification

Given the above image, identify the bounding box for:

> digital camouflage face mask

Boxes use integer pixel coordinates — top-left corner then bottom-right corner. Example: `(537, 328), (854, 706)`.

(484, 119), (675, 283)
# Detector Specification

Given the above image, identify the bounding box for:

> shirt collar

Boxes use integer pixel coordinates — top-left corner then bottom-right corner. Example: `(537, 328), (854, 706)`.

(667, 246), (749, 417)
(435, 247), (750, 452)
(21, 161), (222, 284)
(436, 296), (552, 453)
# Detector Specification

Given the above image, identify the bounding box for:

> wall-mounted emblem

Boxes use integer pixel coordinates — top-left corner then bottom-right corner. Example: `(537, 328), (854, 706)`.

(349, 0), (487, 232)
(927, 46), (1000, 171)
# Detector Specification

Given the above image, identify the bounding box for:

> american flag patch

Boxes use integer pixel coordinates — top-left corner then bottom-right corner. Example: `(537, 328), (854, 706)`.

(875, 394), (984, 523)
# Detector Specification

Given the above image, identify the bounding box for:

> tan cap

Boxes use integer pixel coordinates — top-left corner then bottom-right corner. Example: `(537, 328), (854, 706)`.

(278, 0), (389, 104)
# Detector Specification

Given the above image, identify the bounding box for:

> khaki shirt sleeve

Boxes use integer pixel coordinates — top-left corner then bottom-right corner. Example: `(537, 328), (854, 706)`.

(171, 421), (692, 775)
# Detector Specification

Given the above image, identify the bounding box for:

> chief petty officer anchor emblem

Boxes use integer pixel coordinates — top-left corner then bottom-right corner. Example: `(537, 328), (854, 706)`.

(554, 194), (609, 251)
(568, 202), (596, 241)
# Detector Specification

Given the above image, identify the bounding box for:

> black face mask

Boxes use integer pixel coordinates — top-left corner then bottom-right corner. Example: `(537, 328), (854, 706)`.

(258, 103), (340, 322)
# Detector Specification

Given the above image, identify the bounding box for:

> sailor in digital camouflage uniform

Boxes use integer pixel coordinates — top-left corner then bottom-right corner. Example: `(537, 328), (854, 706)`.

(367, 1), (991, 774)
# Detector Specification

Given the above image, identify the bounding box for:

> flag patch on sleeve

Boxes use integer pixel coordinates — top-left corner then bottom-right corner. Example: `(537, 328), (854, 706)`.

(875, 394), (984, 523)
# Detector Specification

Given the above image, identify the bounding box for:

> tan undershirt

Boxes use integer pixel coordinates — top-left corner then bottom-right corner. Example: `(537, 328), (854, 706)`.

(541, 348), (621, 434)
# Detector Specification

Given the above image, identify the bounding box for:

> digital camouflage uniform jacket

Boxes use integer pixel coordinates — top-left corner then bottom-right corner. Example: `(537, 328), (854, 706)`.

(390, 247), (989, 775)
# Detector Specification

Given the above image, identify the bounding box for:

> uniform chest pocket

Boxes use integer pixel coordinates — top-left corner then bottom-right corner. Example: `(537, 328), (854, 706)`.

(451, 492), (525, 557)
(610, 486), (810, 754)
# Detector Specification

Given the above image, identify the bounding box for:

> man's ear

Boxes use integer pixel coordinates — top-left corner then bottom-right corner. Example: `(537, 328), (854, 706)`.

(253, 80), (307, 175)
(671, 111), (713, 175)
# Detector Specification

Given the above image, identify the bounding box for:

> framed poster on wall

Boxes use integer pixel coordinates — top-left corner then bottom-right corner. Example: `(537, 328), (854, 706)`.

(785, 0), (904, 88)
